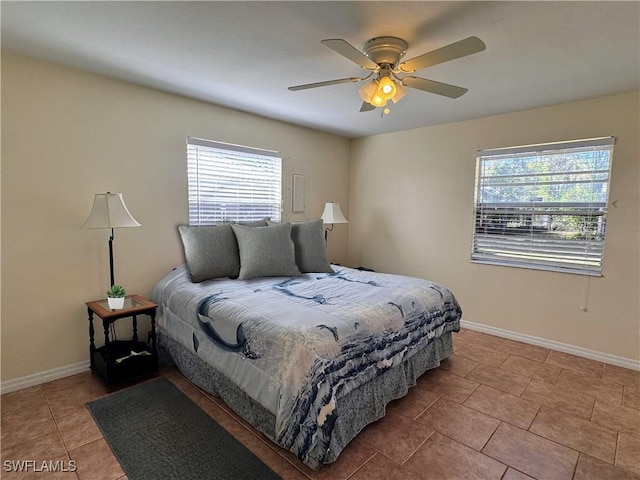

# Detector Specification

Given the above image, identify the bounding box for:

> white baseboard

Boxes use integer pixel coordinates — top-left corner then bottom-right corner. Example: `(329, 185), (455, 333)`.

(460, 320), (640, 371)
(1, 360), (90, 394)
(2, 322), (638, 394)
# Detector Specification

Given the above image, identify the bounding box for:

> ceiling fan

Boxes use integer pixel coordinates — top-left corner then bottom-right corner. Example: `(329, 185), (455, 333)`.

(288, 36), (486, 113)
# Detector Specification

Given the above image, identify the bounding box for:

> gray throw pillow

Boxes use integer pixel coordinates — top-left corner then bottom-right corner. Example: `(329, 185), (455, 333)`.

(177, 224), (240, 282)
(275, 219), (332, 273)
(236, 218), (269, 226)
(231, 223), (301, 280)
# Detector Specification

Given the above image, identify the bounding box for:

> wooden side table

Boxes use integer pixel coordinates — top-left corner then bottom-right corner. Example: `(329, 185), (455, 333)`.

(86, 294), (158, 390)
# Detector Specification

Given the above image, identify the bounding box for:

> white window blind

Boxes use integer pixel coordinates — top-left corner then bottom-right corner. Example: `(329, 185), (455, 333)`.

(187, 137), (282, 225)
(472, 137), (614, 276)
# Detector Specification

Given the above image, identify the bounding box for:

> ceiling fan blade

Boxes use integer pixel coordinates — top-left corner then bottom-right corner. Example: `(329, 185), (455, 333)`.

(321, 39), (379, 71)
(359, 102), (376, 112)
(401, 76), (468, 99)
(398, 36), (486, 73)
(288, 77), (363, 91)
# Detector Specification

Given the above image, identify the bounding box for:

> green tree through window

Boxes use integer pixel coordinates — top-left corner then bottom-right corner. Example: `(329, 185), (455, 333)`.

(472, 137), (614, 275)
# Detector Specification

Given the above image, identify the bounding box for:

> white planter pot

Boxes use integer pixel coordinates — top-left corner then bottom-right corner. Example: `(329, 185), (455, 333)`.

(107, 297), (125, 310)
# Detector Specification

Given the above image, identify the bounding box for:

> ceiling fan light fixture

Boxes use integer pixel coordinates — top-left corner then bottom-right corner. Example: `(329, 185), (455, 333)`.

(289, 35), (485, 114)
(377, 76), (396, 100)
(391, 81), (407, 103)
(358, 79), (378, 103)
(370, 94), (387, 107)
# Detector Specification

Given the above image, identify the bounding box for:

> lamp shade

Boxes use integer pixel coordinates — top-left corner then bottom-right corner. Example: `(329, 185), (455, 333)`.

(82, 193), (141, 229)
(391, 81), (407, 103)
(321, 202), (348, 224)
(358, 80), (378, 103)
(370, 94), (386, 107)
(377, 76), (397, 100)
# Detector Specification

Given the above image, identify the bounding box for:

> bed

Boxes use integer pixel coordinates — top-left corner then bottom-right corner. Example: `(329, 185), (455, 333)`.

(152, 220), (461, 469)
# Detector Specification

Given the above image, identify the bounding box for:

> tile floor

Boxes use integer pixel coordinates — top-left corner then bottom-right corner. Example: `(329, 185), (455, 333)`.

(2, 328), (639, 480)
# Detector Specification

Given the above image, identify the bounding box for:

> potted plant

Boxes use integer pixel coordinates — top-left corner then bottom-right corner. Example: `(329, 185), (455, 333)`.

(106, 285), (127, 309)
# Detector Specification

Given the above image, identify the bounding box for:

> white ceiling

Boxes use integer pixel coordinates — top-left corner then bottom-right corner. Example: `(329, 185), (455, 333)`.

(2, 1), (639, 138)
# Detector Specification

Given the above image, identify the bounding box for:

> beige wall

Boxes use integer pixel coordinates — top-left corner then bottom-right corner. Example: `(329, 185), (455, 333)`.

(1, 52), (350, 381)
(349, 92), (639, 361)
(2, 51), (638, 382)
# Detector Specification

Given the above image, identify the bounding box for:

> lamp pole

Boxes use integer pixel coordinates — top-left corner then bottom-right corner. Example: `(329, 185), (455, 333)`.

(108, 228), (115, 287)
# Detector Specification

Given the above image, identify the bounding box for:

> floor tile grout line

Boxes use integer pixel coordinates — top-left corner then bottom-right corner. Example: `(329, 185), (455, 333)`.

(1, 400), (61, 452)
(519, 375), (535, 398)
(461, 384), (537, 428)
(569, 451), (580, 480)
(268, 448), (314, 479)
(501, 466), (531, 480)
(343, 451), (378, 480)
(0, 429), (62, 456)
(478, 418), (502, 453)
(411, 393), (443, 422)
(463, 381), (482, 404)
(53, 419), (76, 477)
(589, 398), (598, 422)
(419, 410), (503, 455)
(526, 403), (543, 433)
(280, 454), (315, 479)
(464, 362), (536, 397)
(587, 393), (597, 422)
(462, 387), (543, 432)
(462, 360), (480, 379)
(544, 358), (606, 381)
(398, 428), (436, 466)
(496, 352), (510, 369)
(481, 421), (583, 477)
(613, 431), (621, 469)
(434, 426), (504, 460)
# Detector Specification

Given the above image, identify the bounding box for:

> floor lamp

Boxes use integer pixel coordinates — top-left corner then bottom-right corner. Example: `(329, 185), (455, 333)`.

(82, 192), (141, 287)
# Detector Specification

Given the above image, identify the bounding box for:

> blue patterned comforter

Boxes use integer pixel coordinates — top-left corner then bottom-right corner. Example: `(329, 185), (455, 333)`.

(152, 265), (461, 468)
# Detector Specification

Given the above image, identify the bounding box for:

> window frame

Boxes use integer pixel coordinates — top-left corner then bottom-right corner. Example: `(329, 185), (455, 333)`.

(471, 136), (615, 276)
(186, 137), (283, 226)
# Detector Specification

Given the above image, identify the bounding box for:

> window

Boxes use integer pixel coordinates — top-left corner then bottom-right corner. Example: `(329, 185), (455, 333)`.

(472, 137), (614, 276)
(187, 137), (282, 225)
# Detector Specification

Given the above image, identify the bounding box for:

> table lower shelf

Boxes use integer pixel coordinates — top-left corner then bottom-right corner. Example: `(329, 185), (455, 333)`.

(90, 340), (157, 388)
